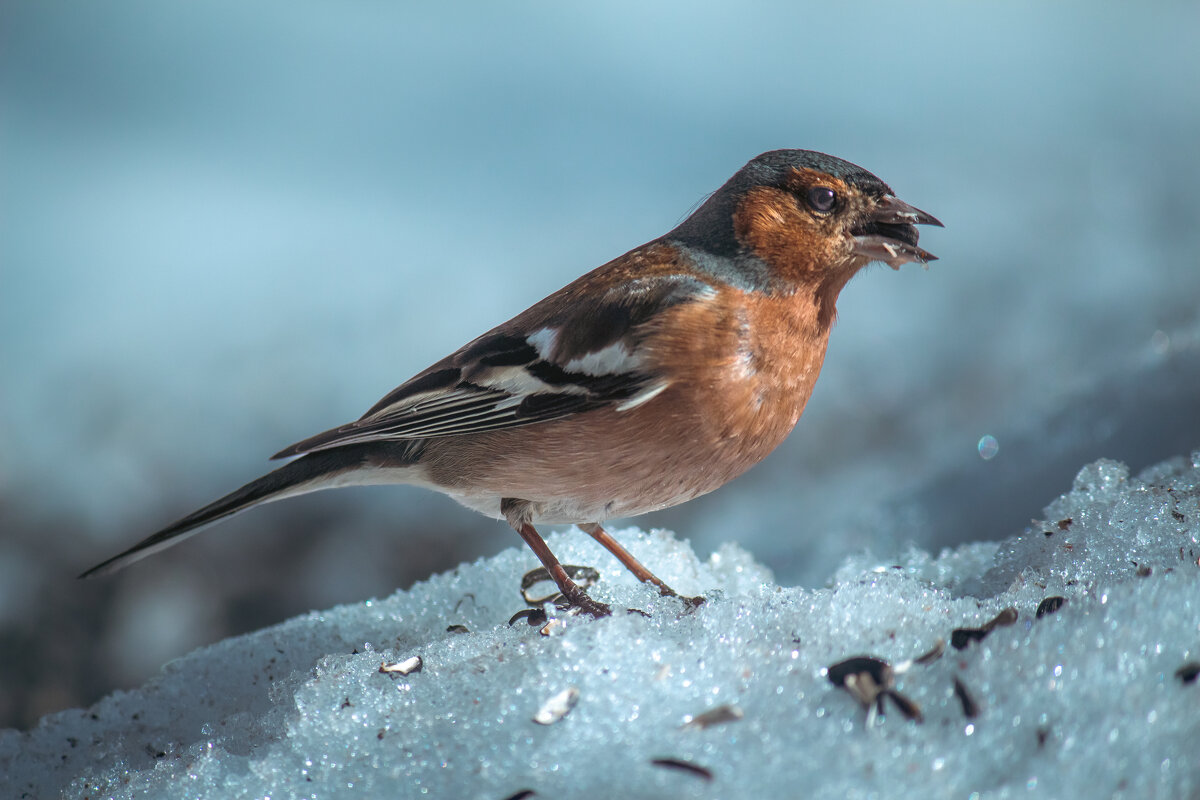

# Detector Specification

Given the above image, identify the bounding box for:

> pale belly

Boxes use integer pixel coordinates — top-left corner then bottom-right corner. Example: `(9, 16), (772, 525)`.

(417, 382), (806, 524)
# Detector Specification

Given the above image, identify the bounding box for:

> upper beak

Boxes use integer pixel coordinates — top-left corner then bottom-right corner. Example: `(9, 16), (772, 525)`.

(851, 195), (943, 269)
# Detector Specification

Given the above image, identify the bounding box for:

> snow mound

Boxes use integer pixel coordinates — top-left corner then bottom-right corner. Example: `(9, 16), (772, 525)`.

(4, 454), (1199, 799)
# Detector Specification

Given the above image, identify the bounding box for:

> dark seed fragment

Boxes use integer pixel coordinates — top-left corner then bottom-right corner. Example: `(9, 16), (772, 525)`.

(1176, 662), (1200, 685)
(913, 638), (946, 665)
(681, 704), (745, 730)
(1035, 597), (1066, 618)
(827, 656), (892, 689)
(650, 758), (714, 781)
(953, 676), (980, 718)
(951, 628), (987, 649)
(884, 690), (924, 722)
(502, 791), (537, 800)
(508, 608), (549, 627)
(989, 607), (1018, 628)
(951, 607), (1019, 649)
(826, 655), (923, 723)
(828, 656), (891, 714)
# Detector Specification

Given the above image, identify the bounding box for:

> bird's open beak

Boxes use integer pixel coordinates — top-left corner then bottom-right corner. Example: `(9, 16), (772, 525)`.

(851, 195), (943, 269)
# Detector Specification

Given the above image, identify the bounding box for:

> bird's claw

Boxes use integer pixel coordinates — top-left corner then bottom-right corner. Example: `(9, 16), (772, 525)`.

(507, 590), (611, 627)
(557, 589), (612, 619)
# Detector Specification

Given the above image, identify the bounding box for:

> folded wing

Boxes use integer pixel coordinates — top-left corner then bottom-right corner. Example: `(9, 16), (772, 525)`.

(272, 272), (715, 459)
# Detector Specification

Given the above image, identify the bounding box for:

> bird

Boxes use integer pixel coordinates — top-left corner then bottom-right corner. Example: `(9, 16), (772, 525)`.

(80, 149), (942, 618)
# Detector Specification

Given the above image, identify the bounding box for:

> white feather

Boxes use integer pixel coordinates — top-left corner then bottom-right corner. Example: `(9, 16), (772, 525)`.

(614, 381), (669, 411)
(563, 341), (643, 376)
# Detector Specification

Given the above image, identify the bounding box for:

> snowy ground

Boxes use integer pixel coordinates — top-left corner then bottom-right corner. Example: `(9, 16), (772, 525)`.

(3, 0), (1200, 747)
(4, 453), (1199, 798)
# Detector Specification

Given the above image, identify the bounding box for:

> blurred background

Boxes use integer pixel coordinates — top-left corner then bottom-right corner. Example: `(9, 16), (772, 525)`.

(2, 0), (1198, 730)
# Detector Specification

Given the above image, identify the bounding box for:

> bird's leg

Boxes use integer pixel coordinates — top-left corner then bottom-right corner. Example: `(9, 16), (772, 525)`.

(578, 523), (704, 609)
(502, 499), (611, 618)
(515, 522), (612, 618)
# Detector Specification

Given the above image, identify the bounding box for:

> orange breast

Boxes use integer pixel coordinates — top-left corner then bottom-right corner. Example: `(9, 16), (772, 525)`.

(419, 285), (832, 522)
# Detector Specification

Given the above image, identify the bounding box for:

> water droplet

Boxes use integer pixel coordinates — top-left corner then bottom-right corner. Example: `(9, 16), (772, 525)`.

(977, 435), (999, 461)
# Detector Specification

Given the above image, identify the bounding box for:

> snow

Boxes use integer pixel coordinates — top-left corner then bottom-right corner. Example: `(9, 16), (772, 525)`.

(5, 453), (1198, 798)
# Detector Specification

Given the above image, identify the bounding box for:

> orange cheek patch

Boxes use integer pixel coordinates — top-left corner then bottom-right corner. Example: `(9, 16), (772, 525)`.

(732, 186), (844, 285)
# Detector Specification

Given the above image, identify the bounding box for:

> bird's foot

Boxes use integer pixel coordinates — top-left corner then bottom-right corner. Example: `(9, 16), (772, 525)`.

(510, 564), (611, 623)
(556, 585), (612, 618)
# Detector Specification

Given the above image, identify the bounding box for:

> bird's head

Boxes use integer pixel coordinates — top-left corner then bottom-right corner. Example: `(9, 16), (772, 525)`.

(669, 149), (942, 291)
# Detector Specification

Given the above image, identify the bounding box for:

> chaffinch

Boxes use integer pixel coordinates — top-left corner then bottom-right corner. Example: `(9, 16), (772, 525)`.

(82, 149), (942, 617)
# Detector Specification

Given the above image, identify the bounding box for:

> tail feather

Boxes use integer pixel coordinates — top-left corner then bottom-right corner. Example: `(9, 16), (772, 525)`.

(79, 448), (374, 579)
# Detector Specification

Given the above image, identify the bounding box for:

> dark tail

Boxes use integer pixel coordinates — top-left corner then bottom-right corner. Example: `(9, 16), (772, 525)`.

(79, 448), (376, 579)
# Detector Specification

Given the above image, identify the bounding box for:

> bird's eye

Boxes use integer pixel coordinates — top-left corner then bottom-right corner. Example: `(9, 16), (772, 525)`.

(806, 186), (837, 214)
